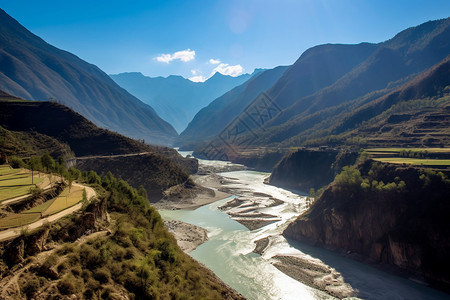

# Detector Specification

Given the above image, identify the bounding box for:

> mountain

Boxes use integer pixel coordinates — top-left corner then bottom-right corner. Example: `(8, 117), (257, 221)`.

(0, 9), (177, 146)
(0, 94), (199, 199)
(110, 71), (252, 133)
(193, 18), (450, 155)
(179, 66), (289, 144)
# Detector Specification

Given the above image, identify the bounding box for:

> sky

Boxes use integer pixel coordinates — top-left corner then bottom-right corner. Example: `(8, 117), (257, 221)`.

(1, 1), (450, 82)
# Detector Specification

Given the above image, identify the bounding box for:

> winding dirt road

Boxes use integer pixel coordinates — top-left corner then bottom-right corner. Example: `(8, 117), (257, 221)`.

(0, 183), (96, 242)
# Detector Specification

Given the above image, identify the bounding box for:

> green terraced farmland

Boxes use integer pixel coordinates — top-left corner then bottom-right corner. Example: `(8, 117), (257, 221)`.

(366, 148), (450, 153)
(373, 157), (450, 166)
(26, 198), (56, 214)
(0, 212), (41, 229)
(0, 168), (44, 202)
(43, 186), (84, 216)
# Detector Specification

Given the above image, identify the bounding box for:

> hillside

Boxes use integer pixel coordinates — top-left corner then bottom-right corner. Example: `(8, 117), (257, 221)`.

(0, 9), (177, 145)
(179, 66), (289, 145)
(0, 99), (155, 157)
(0, 163), (244, 299)
(245, 18), (450, 147)
(272, 54), (450, 148)
(0, 95), (198, 200)
(191, 18), (450, 157)
(111, 71), (252, 133)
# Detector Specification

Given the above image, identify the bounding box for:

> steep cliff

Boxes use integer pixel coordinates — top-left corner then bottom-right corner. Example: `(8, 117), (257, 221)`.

(76, 153), (193, 201)
(284, 160), (450, 290)
(268, 149), (358, 192)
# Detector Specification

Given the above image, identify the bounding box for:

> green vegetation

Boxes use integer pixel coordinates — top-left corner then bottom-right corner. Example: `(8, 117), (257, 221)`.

(332, 162), (412, 197)
(366, 147), (450, 154)
(365, 147), (450, 167)
(7, 169), (239, 299)
(43, 186), (84, 216)
(373, 157), (450, 166)
(0, 213), (41, 229)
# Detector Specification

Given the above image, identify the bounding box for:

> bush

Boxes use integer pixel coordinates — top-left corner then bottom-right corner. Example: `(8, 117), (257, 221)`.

(93, 267), (111, 284)
(335, 166), (363, 187)
(9, 156), (25, 168)
(21, 275), (40, 298)
(57, 275), (77, 295)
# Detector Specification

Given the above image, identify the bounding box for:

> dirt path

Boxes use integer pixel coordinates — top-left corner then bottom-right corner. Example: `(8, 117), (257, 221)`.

(0, 184), (96, 242)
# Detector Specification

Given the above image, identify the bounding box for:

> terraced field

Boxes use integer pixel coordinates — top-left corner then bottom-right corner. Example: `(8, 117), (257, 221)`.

(366, 148), (450, 167)
(0, 165), (44, 202)
(0, 213), (41, 229)
(0, 165), (89, 231)
(374, 157), (450, 166)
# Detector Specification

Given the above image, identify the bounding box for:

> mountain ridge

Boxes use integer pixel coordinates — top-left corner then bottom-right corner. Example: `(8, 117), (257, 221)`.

(190, 17), (450, 153)
(110, 70), (253, 133)
(0, 9), (177, 146)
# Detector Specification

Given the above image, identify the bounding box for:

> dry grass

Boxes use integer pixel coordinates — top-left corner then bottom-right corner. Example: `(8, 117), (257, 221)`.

(366, 147), (450, 153)
(26, 198), (57, 214)
(0, 212), (41, 229)
(0, 168), (44, 202)
(373, 157), (450, 166)
(43, 186), (84, 216)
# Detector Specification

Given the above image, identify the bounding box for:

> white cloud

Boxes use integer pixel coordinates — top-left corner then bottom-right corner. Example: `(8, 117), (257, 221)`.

(189, 75), (207, 82)
(209, 58), (221, 65)
(188, 69), (207, 82)
(155, 49), (195, 63)
(212, 63), (244, 77)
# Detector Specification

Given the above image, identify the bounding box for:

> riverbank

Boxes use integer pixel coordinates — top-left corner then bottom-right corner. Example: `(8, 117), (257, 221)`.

(154, 173), (232, 210)
(164, 220), (208, 253)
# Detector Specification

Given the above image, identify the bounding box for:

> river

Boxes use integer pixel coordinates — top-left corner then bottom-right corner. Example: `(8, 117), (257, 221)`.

(160, 157), (450, 300)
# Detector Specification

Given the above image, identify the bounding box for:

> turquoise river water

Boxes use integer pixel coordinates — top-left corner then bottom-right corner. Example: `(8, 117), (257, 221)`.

(159, 158), (450, 300)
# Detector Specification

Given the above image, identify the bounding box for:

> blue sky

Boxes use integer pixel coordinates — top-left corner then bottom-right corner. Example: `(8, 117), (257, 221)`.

(2, 1), (450, 81)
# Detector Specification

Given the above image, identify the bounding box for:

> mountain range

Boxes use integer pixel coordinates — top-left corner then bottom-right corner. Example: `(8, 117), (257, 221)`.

(182, 17), (450, 153)
(0, 9), (177, 146)
(110, 71), (252, 133)
(178, 65), (289, 143)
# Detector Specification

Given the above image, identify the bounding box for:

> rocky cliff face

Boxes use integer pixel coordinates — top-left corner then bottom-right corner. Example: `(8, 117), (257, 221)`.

(284, 161), (450, 290)
(268, 149), (358, 191)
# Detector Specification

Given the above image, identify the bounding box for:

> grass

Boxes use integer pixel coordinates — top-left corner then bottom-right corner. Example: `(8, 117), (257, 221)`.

(0, 165), (14, 175)
(26, 198), (57, 214)
(43, 186), (84, 216)
(0, 167), (44, 202)
(366, 148), (450, 153)
(0, 212), (41, 229)
(373, 157), (450, 166)
(0, 185), (84, 229)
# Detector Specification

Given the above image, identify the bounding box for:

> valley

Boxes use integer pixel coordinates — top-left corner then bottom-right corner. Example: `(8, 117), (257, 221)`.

(0, 5), (449, 300)
(160, 157), (450, 300)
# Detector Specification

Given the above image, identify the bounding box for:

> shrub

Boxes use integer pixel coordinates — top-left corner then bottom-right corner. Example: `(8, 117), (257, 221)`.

(57, 275), (77, 295)
(335, 166), (363, 187)
(9, 156), (25, 168)
(93, 267), (111, 284)
(21, 275), (40, 298)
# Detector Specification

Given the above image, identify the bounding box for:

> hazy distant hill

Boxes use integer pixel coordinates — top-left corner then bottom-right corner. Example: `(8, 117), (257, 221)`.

(110, 71), (252, 133)
(192, 17), (450, 154)
(179, 66), (289, 144)
(0, 9), (177, 146)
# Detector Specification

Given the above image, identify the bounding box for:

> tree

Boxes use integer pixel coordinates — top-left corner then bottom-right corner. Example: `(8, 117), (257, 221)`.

(335, 166), (363, 187)
(29, 156), (40, 185)
(41, 152), (55, 173)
